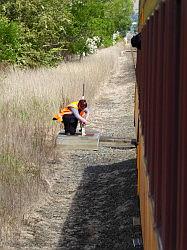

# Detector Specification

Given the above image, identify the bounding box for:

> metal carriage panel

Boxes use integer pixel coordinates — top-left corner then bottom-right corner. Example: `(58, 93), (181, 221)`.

(177, 0), (187, 249)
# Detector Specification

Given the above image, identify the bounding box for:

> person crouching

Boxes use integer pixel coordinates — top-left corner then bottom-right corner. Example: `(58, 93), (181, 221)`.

(53, 99), (90, 135)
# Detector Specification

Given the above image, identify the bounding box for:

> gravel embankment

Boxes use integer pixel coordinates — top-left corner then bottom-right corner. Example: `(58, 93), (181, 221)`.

(10, 45), (140, 250)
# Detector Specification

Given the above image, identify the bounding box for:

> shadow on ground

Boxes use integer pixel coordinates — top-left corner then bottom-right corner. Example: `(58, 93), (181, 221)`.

(57, 159), (140, 250)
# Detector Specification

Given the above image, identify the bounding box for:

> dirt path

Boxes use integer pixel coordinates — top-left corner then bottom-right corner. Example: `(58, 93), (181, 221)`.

(11, 45), (139, 249)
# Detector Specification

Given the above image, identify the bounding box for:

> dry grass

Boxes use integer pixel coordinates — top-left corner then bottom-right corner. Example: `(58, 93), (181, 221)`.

(0, 43), (124, 244)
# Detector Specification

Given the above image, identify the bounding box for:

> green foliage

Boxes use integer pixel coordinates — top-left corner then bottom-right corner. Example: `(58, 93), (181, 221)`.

(105, 0), (133, 35)
(0, 0), (71, 66)
(0, 16), (22, 63)
(0, 0), (133, 67)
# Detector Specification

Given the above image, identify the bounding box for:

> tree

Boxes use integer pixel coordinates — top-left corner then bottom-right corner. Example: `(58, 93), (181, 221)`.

(0, 16), (23, 63)
(0, 0), (133, 66)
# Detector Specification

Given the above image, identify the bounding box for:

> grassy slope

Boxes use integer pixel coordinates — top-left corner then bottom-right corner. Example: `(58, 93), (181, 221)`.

(0, 43), (124, 244)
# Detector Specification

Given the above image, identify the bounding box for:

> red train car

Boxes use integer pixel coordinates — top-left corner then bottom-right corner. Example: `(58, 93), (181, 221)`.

(135, 0), (187, 249)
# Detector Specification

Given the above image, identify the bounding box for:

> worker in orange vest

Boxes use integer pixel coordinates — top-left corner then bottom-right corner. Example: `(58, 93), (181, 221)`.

(53, 99), (90, 135)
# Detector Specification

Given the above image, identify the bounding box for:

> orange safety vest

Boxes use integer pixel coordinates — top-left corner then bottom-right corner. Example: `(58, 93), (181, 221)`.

(53, 101), (85, 122)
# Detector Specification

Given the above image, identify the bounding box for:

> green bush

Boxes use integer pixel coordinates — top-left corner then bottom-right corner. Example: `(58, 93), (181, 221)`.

(0, 17), (22, 63)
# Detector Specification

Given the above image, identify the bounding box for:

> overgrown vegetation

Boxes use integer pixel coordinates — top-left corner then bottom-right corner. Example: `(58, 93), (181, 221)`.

(0, 0), (133, 67)
(0, 44), (124, 244)
(0, 0), (132, 245)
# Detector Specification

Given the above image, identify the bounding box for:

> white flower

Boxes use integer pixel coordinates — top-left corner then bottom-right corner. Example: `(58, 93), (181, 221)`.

(112, 31), (120, 45)
(86, 36), (101, 54)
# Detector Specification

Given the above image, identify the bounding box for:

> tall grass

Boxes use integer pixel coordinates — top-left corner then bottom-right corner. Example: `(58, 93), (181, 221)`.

(0, 43), (124, 244)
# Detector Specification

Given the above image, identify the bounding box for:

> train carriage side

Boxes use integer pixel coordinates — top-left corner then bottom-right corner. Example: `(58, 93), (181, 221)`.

(135, 0), (187, 249)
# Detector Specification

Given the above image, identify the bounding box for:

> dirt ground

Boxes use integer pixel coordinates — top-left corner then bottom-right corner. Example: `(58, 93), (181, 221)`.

(9, 45), (140, 250)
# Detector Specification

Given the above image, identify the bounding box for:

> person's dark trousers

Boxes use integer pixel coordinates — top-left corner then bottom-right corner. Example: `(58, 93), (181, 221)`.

(63, 114), (78, 135)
